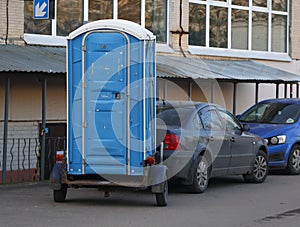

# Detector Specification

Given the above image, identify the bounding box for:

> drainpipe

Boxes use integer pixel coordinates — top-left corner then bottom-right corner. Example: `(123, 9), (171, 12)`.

(171, 0), (189, 57)
(5, 0), (9, 44)
(2, 77), (10, 184)
(179, 0), (187, 57)
(41, 78), (47, 181)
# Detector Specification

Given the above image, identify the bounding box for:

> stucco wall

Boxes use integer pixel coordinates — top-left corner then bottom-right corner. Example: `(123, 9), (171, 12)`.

(0, 77), (66, 138)
(291, 0), (300, 60)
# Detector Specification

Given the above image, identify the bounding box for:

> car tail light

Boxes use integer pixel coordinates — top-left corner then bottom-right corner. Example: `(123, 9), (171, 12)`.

(163, 133), (180, 150)
(146, 156), (156, 165)
(56, 151), (64, 164)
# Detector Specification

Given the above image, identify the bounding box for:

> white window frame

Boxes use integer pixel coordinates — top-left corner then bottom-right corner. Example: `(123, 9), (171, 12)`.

(24, 0), (171, 51)
(188, 0), (291, 61)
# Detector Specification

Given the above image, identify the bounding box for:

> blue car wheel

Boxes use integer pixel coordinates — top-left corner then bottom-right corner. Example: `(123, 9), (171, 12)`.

(286, 145), (300, 175)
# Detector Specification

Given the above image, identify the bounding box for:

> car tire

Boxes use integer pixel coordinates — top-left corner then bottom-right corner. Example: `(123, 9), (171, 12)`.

(286, 145), (300, 175)
(243, 150), (268, 183)
(53, 184), (67, 202)
(155, 181), (168, 207)
(190, 155), (210, 193)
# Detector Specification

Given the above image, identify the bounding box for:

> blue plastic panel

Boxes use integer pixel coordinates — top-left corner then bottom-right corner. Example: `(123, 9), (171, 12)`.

(67, 23), (156, 176)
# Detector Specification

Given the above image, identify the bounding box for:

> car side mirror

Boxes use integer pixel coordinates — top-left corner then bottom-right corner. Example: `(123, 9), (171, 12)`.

(236, 114), (240, 119)
(242, 124), (250, 132)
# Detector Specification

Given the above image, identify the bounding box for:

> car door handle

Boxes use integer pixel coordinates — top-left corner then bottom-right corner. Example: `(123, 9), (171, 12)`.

(208, 136), (214, 142)
(230, 137), (235, 142)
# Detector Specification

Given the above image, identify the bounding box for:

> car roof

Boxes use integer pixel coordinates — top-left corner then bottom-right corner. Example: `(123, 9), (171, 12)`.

(258, 98), (300, 105)
(156, 100), (209, 109)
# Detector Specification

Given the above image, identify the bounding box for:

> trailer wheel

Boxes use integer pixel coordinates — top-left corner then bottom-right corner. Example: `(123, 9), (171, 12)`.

(155, 181), (168, 207)
(53, 184), (67, 202)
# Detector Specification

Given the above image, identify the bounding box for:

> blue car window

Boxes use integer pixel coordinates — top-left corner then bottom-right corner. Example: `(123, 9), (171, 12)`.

(240, 103), (300, 124)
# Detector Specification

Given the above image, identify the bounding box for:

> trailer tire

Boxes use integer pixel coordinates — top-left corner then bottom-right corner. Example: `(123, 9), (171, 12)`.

(53, 184), (67, 202)
(155, 181), (168, 207)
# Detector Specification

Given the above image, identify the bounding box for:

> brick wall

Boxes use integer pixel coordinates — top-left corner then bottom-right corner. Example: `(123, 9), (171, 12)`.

(291, 0), (300, 60)
(0, 0), (24, 45)
(170, 0), (189, 52)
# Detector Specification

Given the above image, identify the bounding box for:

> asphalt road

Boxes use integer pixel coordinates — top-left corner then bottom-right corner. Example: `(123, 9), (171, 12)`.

(1, 172), (300, 227)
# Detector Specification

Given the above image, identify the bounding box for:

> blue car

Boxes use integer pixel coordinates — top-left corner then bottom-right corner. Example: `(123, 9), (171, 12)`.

(238, 99), (300, 175)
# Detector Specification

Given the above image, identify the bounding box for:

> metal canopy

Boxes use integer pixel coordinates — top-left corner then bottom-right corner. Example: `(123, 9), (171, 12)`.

(0, 45), (65, 74)
(156, 55), (300, 83)
(1, 45), (299, 83)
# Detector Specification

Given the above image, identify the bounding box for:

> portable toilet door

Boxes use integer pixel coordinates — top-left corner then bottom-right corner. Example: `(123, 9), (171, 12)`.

(67, 20), (156, 177)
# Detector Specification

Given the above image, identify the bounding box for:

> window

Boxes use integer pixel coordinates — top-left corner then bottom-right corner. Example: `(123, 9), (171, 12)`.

(57, 0), (83, 36)
(232, 0), (248, 6)
(24, 0), (168, 44)
(272, 14), (287, 52)
(89, 0), (113, 21)
(252, 12), (268, 51)
(239, 103), (300, 124)
(272, 0), (287, 11)
(189, 0), (289, 59)
(118, 0), (141, 24)
(24, 0), (54, 35)
(218, 110), (241, 131)
(193, 113), (203, 130)
(189, 3), (206, 46)
(145, 0), (168, 43)
(200, 109), (223, 131)
(231, 9), (248, 50)
(210, 6), (228, 48)
(253, 0), (267, 8)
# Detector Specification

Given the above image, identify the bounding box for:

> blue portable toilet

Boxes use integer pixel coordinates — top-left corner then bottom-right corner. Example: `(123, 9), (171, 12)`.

(50, 20), (168, 206)
(67, 19), (157, 176)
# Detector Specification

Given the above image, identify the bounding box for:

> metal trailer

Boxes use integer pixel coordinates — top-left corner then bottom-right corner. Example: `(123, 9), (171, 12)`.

(50, 19), (168, 206)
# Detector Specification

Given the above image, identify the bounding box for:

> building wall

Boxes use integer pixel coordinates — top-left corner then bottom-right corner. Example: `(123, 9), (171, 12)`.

(158, 79), (296, 115)
(291, 0), (300, 60)
(10, 77), (41, 121)
(1, 0), (299, 118)
(0, 77), (66, 139)
(0, 0), (24, 45)
(170, 0), (189, 52)
(0, 77), (5, 120)
(47, 79), (67, 121)
(0, 76), (66, 174)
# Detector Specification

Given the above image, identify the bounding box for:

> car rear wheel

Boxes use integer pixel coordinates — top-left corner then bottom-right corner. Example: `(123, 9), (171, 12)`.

(286, 145), (300, 175)
(190, 155), (209, 193)
(243, 150), (268, 183)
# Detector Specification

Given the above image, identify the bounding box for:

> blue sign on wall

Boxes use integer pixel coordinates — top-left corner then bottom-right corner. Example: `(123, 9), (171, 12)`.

(33, 0), (49, 19)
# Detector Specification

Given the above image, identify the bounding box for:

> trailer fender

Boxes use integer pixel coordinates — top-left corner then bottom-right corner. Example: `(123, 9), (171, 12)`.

(149, 165), (168, 193)
(49, 163), (62, 190)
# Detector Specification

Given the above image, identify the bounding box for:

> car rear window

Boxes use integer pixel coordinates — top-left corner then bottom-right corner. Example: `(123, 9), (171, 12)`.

(157, 107), (194, 126)
(239, 103), (300, 124)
